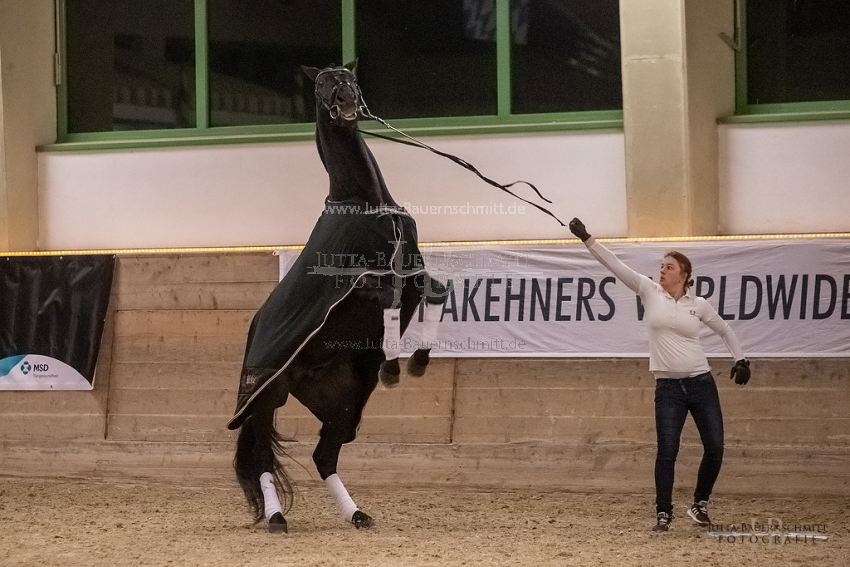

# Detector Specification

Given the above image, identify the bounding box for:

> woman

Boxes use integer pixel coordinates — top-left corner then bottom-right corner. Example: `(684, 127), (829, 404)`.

(569, 218), (750, 532)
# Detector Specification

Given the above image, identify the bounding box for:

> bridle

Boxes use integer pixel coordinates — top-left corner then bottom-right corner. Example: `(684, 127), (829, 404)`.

(314, 68), (366, 121)
(312, 66), (567, 227)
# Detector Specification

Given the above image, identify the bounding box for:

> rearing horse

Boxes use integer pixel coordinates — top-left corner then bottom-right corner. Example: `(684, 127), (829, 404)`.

(228, 61), (446, 533)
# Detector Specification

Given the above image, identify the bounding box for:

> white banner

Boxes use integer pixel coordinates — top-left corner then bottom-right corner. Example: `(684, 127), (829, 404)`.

(279, 237), (850, 357)
(0, 355), (93, 390)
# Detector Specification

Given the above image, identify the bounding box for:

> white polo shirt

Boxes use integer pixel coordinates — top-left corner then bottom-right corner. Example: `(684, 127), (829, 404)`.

(585, 238), (745, 378)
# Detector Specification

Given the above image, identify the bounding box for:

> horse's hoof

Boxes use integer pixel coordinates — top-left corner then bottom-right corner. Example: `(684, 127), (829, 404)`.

(406, 348), (431, 377)
(268, 512), (288, 534)
(379, 358), (400, 388)
(352, 510), (373, 529)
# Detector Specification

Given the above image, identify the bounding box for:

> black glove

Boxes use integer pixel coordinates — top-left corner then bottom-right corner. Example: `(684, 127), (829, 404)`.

(730, 359), (750, 385)
(569, 218), (591, 242)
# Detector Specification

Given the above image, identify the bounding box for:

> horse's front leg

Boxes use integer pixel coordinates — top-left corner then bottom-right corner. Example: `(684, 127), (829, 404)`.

(407, 275), (448, 377)
(358, 274), (403, 388)
(378, 303), (402, 387)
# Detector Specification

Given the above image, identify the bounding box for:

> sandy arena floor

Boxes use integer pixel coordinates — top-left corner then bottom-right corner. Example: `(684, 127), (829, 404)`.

(0, 476), (845, 566)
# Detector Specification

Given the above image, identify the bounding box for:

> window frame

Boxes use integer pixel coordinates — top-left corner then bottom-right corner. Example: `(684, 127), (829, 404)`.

(727, 0), (850, 125)
(47, 0), (623, 152)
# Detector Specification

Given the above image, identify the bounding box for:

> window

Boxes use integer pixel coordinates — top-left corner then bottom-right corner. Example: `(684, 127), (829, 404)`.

(510, 0), (622, 114)
(355, 0), (497, 119)
(65, 0), (196, 132)
(743, 0), (850, 109)
(58, 0), (623, 145)
(354, 0), (622, 119)
(207, 0), (340, 126)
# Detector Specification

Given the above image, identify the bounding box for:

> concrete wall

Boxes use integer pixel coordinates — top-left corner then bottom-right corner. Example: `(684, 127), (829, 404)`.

(2, 251), (847, 494)
(37, 131), (628, 250)
(719, 121), (850, 235)
(0, 0), (56, 251)
(35, 118), (850, 250)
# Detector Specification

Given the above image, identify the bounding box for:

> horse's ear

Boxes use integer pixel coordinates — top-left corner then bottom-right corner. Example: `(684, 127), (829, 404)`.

(301, 65), (321, 82)
(344, 59), (358, 74)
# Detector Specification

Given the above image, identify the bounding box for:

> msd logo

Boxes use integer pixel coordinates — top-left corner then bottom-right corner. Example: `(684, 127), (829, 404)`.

(18, 361), (48, 374)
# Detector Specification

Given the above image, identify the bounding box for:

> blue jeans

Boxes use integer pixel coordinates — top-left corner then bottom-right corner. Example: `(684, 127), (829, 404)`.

(654, 372), (724, 514)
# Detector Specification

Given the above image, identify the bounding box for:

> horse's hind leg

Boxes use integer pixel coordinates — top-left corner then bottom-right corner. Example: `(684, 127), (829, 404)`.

(311, 400), (375, 528)
(233, 374), (292, 533)
(295, 354), (378, 529)
(260, 473), (288, 533)
(314, 429), (373, 529)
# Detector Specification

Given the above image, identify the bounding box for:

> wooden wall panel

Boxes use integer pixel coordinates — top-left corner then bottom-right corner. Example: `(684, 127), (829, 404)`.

(113, 253), (278, 310)
(110, 361), (240, 391)
(116, 253), (279, 285)
(0, 414), (107, 439)
(107, 309), (249, 442)
(102, 253), (272, 443)
(2, 251), (848, 494)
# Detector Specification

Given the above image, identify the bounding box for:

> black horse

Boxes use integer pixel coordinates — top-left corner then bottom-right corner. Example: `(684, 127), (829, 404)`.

(228, 61), (445, 533)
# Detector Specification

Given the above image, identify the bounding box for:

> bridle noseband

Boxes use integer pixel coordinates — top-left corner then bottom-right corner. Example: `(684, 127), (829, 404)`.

(314, 68), (367, 121)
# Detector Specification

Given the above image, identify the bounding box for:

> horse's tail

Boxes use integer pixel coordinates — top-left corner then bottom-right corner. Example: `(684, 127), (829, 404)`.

(233, 399), (293, 522)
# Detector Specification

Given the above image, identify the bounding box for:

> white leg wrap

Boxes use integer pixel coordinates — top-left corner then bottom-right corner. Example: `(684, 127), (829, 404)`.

(382, 308), (401, 360)
(419, 301), (442, 346)
(325, 473), (358, 523)
(259, 472), (282, 520)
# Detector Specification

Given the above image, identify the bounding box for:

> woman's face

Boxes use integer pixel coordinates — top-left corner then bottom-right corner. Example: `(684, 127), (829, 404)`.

(659, 255), (684, 292)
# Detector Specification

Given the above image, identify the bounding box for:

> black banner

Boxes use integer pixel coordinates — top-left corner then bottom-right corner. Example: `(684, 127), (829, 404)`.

(0, 255), (115, 390)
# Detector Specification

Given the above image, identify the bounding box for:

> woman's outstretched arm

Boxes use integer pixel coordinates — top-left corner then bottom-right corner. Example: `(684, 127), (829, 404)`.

(570, 218), (646, 294)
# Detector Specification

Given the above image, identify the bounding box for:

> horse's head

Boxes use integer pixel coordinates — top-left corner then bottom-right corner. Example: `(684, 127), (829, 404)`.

(302, 60), (364, 127)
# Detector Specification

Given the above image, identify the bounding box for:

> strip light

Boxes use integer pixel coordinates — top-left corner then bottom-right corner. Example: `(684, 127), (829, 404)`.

(1, 233), (848, 257)
(423, 232), (850, 247)
(1, 245), (299, 257)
